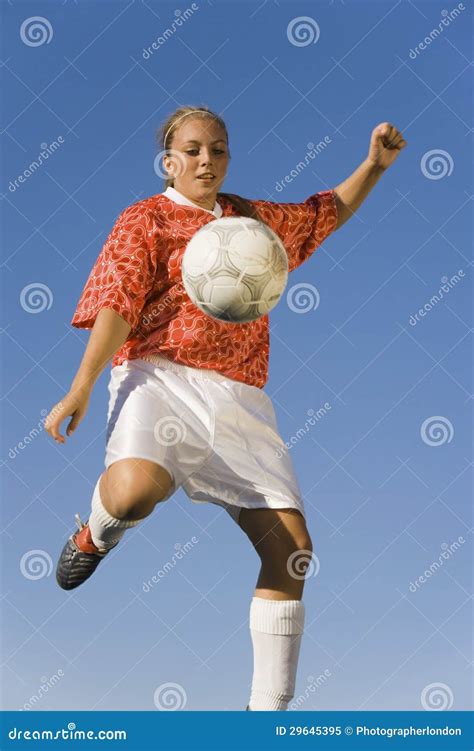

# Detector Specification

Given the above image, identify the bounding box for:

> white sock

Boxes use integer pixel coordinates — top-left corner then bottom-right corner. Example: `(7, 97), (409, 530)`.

(248, 596), (305, 711)
(88, 478), (141, 550)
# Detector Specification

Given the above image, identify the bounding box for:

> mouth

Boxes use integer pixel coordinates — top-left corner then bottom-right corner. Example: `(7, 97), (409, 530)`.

(196, 174), (216, 181)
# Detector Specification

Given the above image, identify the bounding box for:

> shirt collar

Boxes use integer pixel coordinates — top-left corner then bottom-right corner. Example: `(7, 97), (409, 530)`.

(163, 186), (223, 218)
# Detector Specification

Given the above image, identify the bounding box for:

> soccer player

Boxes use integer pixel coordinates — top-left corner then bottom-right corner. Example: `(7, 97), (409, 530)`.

(45, 106), (406, 710)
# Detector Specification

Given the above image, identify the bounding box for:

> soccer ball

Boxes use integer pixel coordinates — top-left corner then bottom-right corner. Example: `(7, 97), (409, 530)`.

(181, 216), (289, 323)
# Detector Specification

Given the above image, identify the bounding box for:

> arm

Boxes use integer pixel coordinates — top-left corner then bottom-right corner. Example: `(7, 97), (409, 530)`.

(333, 122), (407, 230)
(69, 308), (131, 393)
(45, 204), (160, 443)
(45, 308), (131, 443)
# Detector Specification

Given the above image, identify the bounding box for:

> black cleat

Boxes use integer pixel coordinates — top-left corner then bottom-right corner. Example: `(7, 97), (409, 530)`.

(56, 514), (115, 590)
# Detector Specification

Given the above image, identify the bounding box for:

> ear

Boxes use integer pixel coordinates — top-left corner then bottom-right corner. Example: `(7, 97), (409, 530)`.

(162, 154), (174, 176)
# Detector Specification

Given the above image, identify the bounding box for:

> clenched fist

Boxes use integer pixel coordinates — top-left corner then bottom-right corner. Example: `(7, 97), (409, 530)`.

(367, 122), (407, 171)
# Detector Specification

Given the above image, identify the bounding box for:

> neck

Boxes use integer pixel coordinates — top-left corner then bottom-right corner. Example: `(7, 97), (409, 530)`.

(171, 184), (217, 211)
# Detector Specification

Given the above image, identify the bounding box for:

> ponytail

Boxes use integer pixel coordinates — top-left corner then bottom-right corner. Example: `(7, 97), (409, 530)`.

(218, 192), (262, 221)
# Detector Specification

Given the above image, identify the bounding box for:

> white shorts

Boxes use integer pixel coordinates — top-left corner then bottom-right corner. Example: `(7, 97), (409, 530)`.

(104, 355), (305, 524)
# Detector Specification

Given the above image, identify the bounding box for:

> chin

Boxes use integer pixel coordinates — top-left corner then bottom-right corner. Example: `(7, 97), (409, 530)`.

(195, 183), (219, 196)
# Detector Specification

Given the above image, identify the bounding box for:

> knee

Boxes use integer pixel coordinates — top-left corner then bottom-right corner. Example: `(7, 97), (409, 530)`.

(285, 533), (314, 579)
(107, 484), (154, 521)
(101, 470), (167, 521)
(295, 530), (313, 556)
(261, 528), (313, 568)
(283, 533), (313, 572)
(282, 517), (313, 559)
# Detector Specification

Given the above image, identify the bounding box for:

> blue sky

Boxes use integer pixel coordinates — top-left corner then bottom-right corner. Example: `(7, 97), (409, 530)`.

(1, 0), (472, 713)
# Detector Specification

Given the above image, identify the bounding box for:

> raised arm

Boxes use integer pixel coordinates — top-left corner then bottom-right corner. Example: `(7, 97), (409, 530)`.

(333, 122), (407, 230)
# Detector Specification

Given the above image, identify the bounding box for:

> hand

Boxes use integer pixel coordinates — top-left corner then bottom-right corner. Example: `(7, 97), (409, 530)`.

(367, 122), (407, 171)
(44, 388), (91, 444)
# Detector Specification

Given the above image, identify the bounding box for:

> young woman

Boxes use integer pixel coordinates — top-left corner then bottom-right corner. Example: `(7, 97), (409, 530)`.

(45, 105), (406, 711)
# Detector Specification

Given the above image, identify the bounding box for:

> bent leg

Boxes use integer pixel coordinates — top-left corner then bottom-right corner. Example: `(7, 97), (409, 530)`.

(89, 458), (174, 550)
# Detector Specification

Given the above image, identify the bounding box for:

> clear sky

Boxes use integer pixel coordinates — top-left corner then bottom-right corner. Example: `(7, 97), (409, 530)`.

(1, 0), (472, 713)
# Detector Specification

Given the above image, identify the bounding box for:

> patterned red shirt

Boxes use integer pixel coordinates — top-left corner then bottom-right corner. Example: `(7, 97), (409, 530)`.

(71, 189), (338, 388)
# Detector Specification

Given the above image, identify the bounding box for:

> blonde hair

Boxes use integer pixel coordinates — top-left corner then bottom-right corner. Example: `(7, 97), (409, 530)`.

(156, 105), (261, 220)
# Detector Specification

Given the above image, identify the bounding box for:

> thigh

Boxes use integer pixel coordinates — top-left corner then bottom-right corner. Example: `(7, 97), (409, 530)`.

(182, 379), (303, 514)
(105, 360), (213, 490)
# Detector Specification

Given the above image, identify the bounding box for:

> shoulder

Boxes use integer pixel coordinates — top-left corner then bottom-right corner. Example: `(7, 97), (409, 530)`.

(217, 192), (268, 220)
(217, 193), (300, 220)
(239, 190), (337, 225)
(114, 194), (172, 230)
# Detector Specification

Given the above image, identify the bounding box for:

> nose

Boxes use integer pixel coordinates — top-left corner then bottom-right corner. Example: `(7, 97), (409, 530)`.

(199, 149), (214, 167)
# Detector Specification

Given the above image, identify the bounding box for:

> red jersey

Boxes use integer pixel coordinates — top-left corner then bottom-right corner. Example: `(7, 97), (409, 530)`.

(71, 189), (338, 388)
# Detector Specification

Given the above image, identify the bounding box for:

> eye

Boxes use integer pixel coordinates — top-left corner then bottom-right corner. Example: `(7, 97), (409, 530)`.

(185, 148), (226, 155)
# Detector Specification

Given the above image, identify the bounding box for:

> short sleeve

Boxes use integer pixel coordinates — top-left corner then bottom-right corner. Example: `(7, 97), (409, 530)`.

(71, 204), (160, 331)
(248, 189), (338, 272)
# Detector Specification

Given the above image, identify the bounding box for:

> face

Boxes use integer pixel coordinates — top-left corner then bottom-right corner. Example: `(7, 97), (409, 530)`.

(164, 117), (230, 209)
